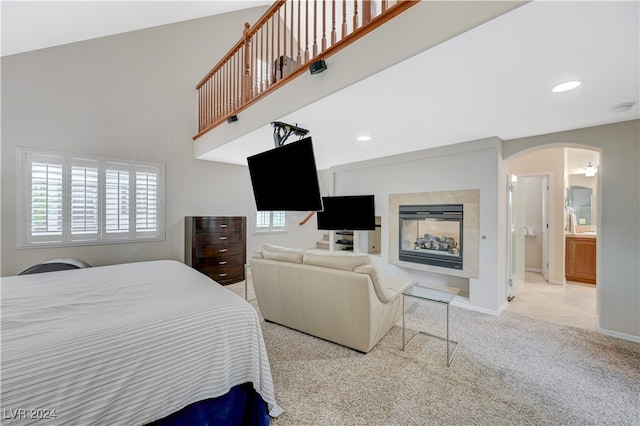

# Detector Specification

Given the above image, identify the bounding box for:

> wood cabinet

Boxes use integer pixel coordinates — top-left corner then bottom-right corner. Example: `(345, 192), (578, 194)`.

(565, 235), (596, 284)
(185, 216), (246, 285)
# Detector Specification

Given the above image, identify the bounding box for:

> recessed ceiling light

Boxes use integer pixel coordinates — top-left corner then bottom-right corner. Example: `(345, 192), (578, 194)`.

(611, 102), (635, 113)
(357, 136), (371, 142)
(552, 81), (581, 93)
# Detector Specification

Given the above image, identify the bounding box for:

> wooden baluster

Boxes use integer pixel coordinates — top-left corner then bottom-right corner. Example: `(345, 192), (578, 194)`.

(342, 0), (347, 39)
(232, 55), (236, 109)
(297, 0), (302, 65)
(222, 63), (226, 117)
(363, 0), (372, 25)
(305, 0), (309, 63)
(382, 0), (387, 13)
(270, 16), (274, 87)
(251, 34), (254, 95)
(331, 0), (337, 45)
(312, 0), (318, 57)
(216, 72), (220, 121)
(237, 52), (241, 107)
(254, 32), (258, 93)
(200, 83), (205, 130)
(289, 0), (294, 75)
(199, 85), (203, 131)
(353, 0), (359, 30)
(242, 23), (250, 103)
(206, 79), (210, 127)
(322, 0), (327, 51)
(283, 3), (287, 79)
(228, 60), (231, 114)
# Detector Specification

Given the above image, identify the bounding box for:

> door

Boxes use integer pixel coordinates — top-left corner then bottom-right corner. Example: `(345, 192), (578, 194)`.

(541, 176), (549, 281)
(507, 174), (525, 301)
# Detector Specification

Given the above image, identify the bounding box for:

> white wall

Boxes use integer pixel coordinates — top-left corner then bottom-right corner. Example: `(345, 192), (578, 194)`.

(0, 7), (323, 276)
(503, 120), (640, 341)
(330, 137), (505, 315)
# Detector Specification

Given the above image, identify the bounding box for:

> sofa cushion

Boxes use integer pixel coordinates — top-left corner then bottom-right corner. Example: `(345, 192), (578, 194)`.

(303, 249), (370, 271)
(262, 244), (304, 263)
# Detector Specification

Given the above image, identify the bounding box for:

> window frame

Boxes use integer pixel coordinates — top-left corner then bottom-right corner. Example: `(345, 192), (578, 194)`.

(17, 147), (165, 248)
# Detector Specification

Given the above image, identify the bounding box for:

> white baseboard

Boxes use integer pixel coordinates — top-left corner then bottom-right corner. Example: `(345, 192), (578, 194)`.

(450, 298), (505, 316)
(599, 327), (640, 343)
(525, 267), (542, 273)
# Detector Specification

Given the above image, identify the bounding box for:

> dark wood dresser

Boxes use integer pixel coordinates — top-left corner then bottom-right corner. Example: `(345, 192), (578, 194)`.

(185, 216), (246, 285)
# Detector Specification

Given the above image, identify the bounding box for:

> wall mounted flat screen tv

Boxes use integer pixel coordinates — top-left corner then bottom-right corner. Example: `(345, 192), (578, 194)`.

(317, 195), (375, 230)
(247, 136), (323, 211)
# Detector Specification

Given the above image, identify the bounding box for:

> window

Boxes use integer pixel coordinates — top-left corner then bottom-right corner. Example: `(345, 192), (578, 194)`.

(253, 210), (287, 234)
(18, 148), (164, 247)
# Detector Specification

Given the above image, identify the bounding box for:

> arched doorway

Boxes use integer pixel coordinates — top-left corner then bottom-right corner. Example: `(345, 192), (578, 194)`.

(505, 146), (600, 330)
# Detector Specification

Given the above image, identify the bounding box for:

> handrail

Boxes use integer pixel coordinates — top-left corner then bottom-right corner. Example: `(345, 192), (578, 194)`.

(194, 0), (418, 140)
(299, 211), (316, 226)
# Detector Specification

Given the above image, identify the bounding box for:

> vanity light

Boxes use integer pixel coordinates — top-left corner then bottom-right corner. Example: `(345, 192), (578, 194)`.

(583, 161), (597, 177)
(552, 81), (581, 93)
(357, 136), (371, 142)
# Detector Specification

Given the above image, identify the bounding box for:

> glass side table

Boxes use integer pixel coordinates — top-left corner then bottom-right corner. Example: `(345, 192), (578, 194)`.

(402, 283), (460, 366)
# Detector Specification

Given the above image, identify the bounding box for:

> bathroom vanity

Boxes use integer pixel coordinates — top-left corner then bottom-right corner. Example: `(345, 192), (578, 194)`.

(565, 234), (596, 284)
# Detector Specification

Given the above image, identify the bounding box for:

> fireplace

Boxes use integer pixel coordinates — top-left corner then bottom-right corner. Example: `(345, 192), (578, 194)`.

(399, 204), (463, 270)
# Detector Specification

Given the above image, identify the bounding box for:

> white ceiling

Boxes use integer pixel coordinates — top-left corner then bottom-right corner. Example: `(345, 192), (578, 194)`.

(2, 1), (638, 171)
(0, 1), (272, 56)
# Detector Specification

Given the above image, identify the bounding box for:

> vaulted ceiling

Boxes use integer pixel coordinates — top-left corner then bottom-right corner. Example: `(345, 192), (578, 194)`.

(3, 1), (638, 170)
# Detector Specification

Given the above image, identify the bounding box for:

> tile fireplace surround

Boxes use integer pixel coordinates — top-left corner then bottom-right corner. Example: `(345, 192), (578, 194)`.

(389, 190), (479, 279)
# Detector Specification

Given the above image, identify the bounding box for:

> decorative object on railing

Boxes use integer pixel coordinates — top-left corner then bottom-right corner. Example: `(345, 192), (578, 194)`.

(194, 0), (417, 140)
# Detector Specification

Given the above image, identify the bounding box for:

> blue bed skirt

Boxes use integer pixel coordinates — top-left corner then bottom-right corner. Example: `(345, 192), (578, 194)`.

(146, 382), (271, 426)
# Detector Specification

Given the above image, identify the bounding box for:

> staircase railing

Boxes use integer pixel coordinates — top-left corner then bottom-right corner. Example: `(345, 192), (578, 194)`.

(194, 0), (417, 140)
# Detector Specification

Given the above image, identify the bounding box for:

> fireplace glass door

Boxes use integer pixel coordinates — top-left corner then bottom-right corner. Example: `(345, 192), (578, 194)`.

(399, 205), (463, 270)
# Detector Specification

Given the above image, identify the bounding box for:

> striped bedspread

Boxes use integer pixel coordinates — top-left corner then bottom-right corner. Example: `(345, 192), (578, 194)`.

(1, 260), (282, 425)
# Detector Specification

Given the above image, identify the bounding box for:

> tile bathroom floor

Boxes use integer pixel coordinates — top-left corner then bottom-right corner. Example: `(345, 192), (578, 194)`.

(506, 271), (598, 331)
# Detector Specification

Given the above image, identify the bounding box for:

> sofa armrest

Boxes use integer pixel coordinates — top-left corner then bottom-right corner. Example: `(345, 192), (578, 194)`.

(354, 265), (411, 304)
(384, 275), (413, 296)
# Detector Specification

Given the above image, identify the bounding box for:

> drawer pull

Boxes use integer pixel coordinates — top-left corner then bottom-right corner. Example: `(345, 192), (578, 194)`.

(218, 236), (227, 240)
(218, 261), (228, 265)
(220, 224), (227, 228)
(219, 248), (228, 253)
(219, 273), (228, 277)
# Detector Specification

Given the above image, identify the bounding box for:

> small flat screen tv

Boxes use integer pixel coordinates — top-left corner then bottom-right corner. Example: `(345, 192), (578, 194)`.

(317, 195), (375, 230)
(247, 136), (323, 211)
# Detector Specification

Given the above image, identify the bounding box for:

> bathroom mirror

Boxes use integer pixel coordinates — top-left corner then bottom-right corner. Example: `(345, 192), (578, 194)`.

(568, 186), (592, 225)
(568, 173), (597, 226)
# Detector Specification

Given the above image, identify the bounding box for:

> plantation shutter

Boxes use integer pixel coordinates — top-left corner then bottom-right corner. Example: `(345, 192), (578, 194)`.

(28, 154), (64, 243)
(135, 166), (160, 237)
(271, 211), (286, 230)
(105, 164), (130, 237)
(256, 211), (271, 229)
(18, 148), (164, 247)
(70, 159), (99, 240)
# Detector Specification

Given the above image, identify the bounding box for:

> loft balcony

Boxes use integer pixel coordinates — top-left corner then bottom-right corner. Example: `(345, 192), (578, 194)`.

(193, 0), (526, 161)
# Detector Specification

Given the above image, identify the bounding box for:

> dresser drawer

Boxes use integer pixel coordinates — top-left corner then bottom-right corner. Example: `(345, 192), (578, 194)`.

(196, 244), (244, 258)
(195, 217), (244, 233)
(199, 265), (245, 284)
(195, 254), (244, 270)
(195, 232), (244, 246)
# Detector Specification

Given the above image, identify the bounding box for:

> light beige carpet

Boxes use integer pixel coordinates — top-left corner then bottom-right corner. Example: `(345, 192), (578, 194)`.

(227, 281), (639, 425)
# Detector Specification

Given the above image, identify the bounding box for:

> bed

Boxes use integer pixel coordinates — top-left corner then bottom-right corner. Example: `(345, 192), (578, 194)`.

(1, 260), (283, 425)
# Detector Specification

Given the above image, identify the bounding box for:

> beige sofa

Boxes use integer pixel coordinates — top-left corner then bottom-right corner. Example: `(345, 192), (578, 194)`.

(249, 244), (412, 353)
